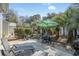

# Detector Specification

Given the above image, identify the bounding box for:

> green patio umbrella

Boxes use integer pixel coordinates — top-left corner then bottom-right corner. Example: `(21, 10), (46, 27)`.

(35, 19), (58, 28)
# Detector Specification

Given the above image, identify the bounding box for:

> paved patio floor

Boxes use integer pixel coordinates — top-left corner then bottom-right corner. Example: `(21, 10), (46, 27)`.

(8, 39), (74, 56)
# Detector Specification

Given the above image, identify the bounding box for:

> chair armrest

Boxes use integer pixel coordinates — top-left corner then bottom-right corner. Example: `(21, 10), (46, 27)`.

(9, 45), (17, 53)
(12, 45), (17, 49)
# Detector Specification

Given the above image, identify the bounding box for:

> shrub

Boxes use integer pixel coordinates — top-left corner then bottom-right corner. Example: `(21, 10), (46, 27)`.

(24, 28), (32, 35)
(14, 28), (25, 39)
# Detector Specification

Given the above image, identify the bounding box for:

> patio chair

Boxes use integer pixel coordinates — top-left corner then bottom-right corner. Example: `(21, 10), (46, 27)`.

(1, 38), (17, 56)
(1, 38), (35, 56)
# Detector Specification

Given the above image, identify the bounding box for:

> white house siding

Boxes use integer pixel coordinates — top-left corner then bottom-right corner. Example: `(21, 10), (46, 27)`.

(8, 23), (16, 37)
(0, 14), (2, 39)
(2, 21), (16, 39)
(0, 15), (3, 49)
(0, 13), (4, 55)
(0, 4), (9, 55)
(2, 20), (8, 37)
(1, 20), (16, 41)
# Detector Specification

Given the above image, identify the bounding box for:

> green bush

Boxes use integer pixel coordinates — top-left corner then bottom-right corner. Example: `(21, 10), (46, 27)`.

(14, 28), (25, 39)
(14, 27), (32, 39)
(24, 28), (32, 35)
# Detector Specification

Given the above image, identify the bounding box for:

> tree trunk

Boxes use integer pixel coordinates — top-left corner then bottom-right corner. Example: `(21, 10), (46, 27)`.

(67, 30), (74, 44)
(74, 29), (77, 39)
(63, 26), (65, 37)
(55, 27), (59, 40)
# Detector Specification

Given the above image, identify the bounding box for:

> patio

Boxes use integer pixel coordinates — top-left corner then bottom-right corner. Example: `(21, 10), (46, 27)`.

(8, 39), (74, 56)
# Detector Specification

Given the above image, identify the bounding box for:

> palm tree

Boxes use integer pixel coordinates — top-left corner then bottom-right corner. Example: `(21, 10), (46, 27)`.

(52, 13), (67, 38)
(65, 3), (79, 43)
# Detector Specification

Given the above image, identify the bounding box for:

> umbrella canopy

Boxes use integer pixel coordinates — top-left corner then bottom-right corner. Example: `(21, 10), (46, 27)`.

(35, 20), (58, 28)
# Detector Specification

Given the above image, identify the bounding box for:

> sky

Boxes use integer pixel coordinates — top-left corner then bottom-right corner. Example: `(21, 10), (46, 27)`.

(9, 3), (70, 17)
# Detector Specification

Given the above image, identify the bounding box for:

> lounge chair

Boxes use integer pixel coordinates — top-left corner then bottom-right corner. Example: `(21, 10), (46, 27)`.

(1, 38), (35, 56)
(1, 38), (17, 56)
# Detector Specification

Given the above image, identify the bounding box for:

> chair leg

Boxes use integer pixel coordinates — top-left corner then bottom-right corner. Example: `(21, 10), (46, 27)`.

(1, 50), (5, 56)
